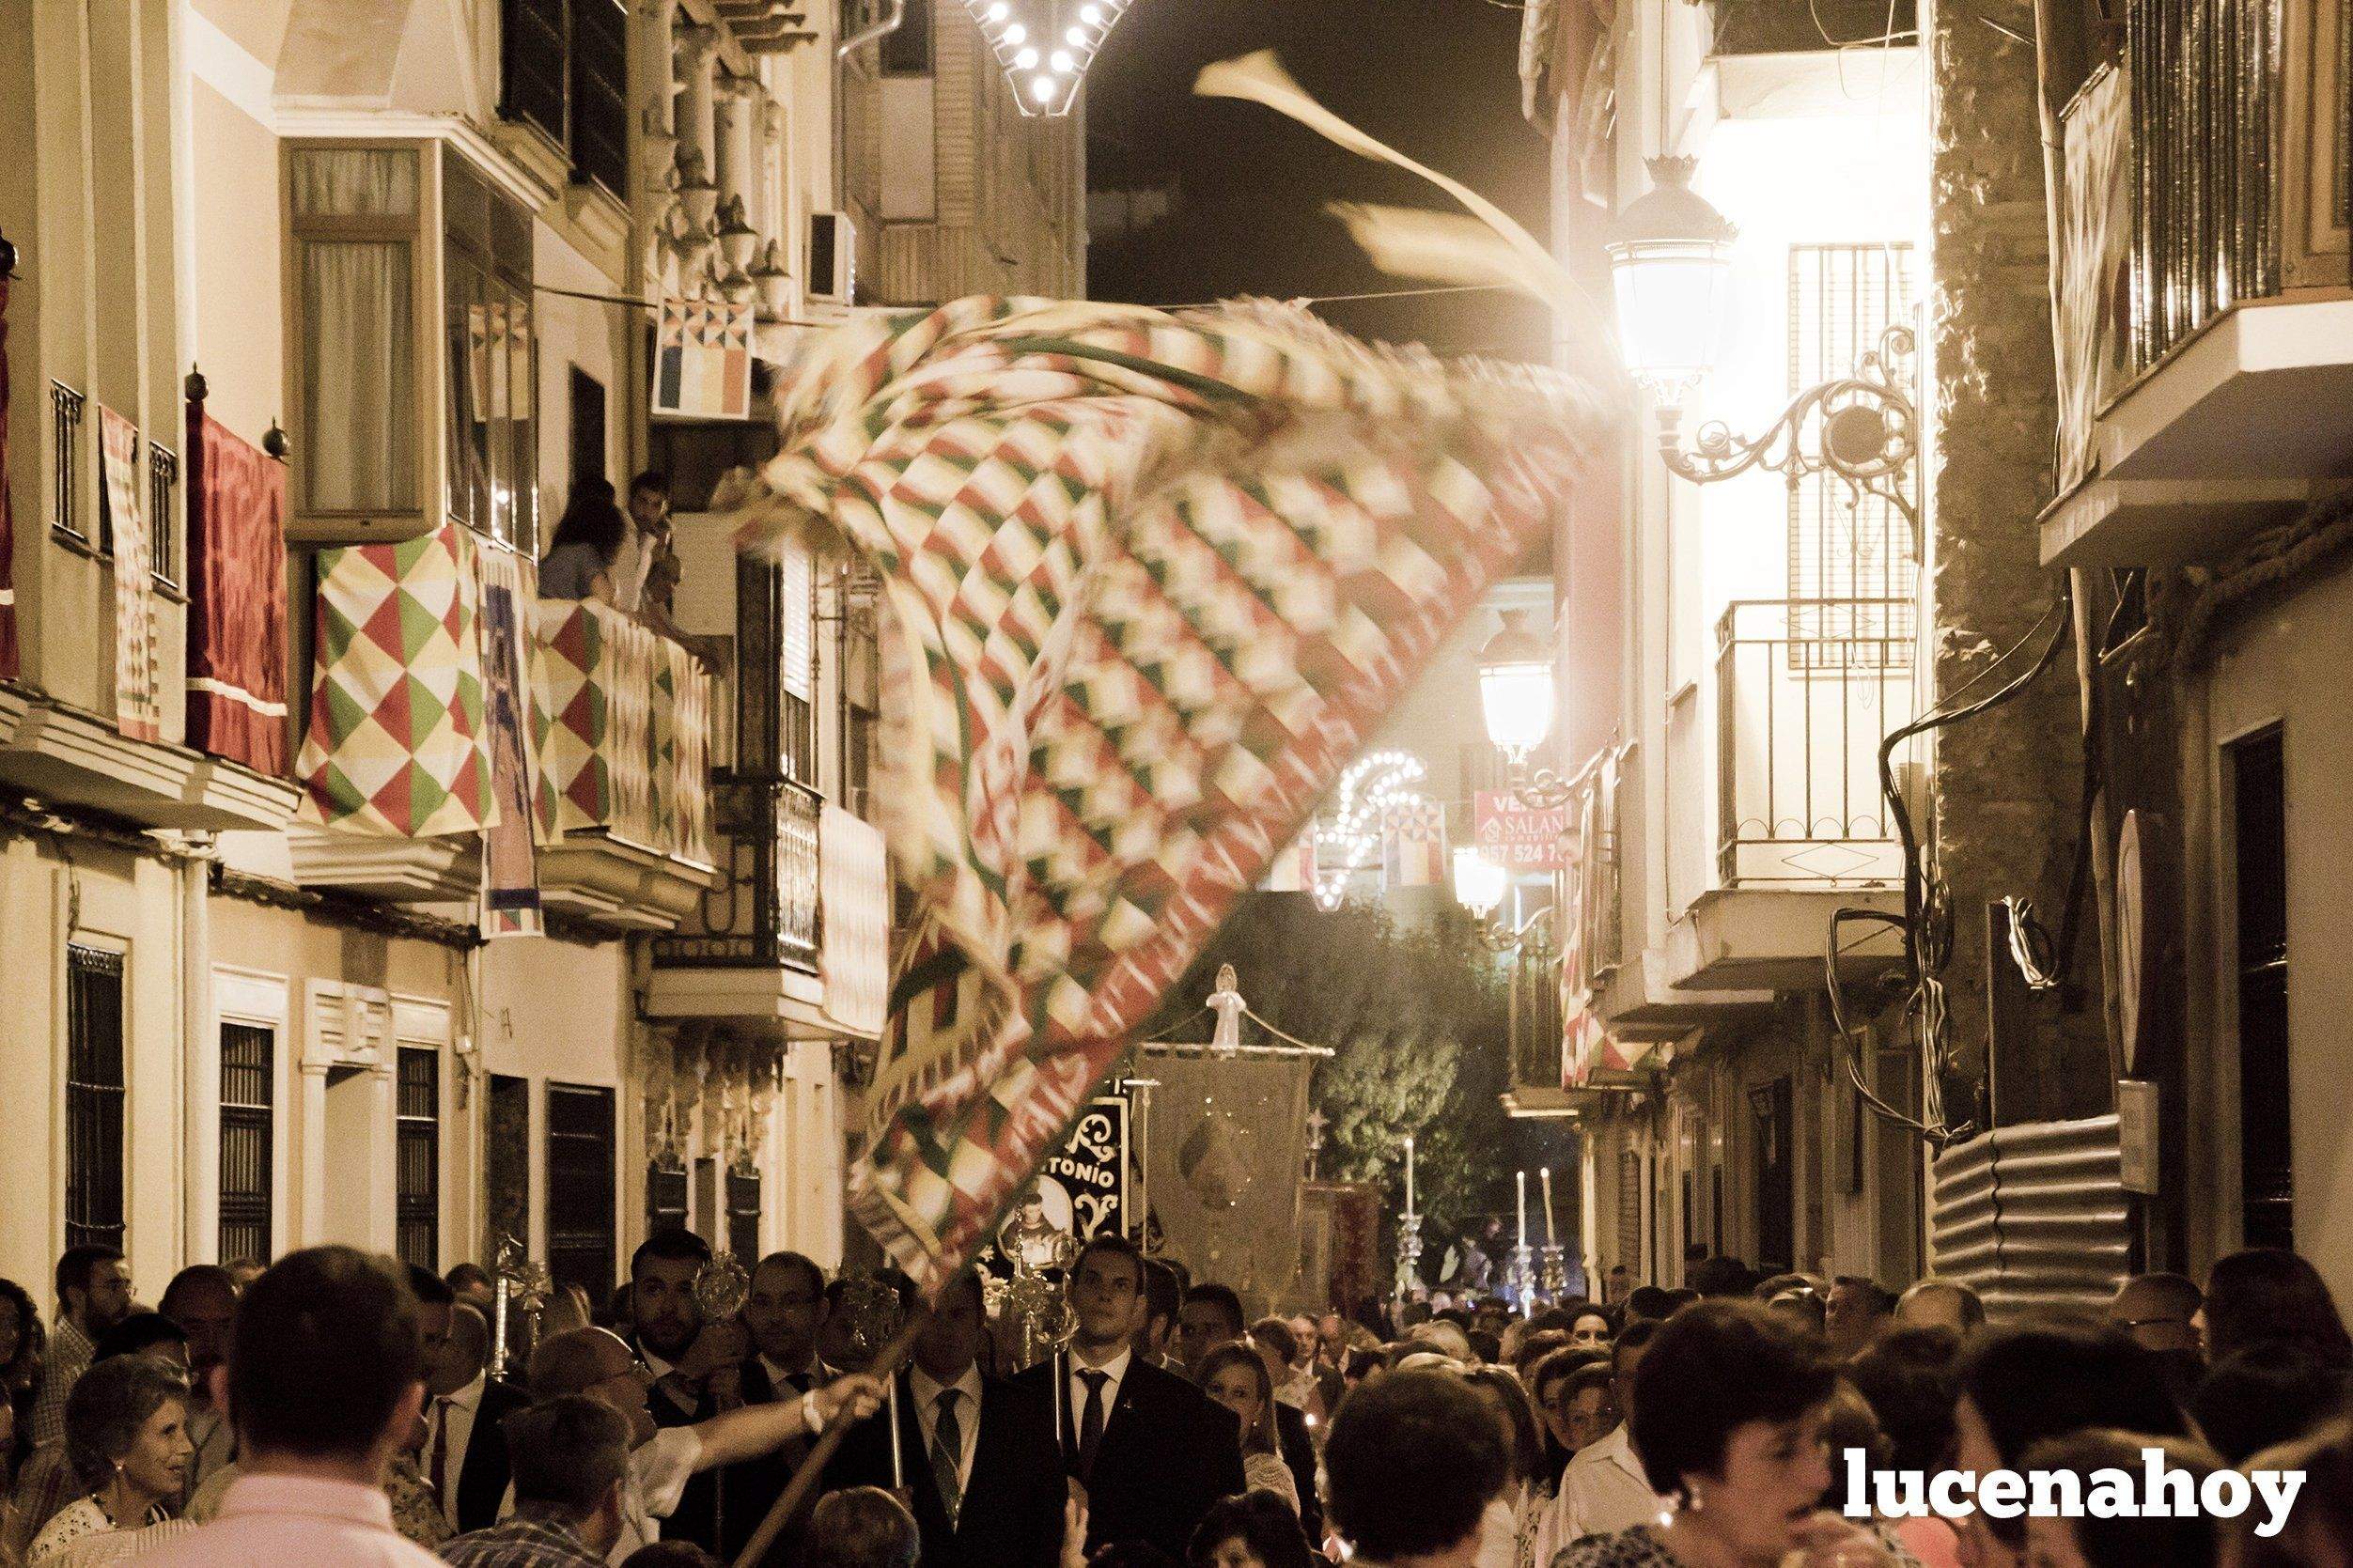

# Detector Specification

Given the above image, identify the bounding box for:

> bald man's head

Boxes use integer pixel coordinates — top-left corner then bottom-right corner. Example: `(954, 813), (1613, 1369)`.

(2111, 1274), (2203, 1354)
(530, 1327), (655, 1445)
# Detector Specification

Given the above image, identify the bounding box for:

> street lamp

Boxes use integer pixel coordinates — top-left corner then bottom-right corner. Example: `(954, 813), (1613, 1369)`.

(1476, 612), (1581, 810)
(1607, 157), (1922, 549)
(1453, 847), (1507, 922)
(1605, 157), (1738, 396)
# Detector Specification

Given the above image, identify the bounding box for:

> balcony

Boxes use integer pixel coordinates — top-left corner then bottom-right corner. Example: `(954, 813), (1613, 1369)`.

(2040, 0), (2353, 567)
(290, 586), (716, 915)
(529, 600), (718, 930)
(645, 773), (828, 1023)
(1655, 599), (1911, 991)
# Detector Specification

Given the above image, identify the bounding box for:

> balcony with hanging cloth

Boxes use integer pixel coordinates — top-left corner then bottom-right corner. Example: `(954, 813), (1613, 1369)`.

(2039, 0), (2353, 567)
(286, 520), (717, 930)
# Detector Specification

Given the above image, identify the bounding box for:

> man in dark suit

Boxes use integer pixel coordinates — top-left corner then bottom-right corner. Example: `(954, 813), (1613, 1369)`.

(621, 1228), (759, 1559)
(1013, 1236), (1246, 1560)
(410, 1275), (531, 1535)
(1178, 1281), (1323, 1545)
(826, 1269), (1065, 1567)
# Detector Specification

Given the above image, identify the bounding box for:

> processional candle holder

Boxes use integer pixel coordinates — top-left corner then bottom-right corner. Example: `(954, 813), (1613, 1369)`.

(490, 1231), (552, 1381)
(1539, 1244), (1568, 1301)
(1395, 1210), (1425, 1300)
(1510, 1241), (1537, 1315)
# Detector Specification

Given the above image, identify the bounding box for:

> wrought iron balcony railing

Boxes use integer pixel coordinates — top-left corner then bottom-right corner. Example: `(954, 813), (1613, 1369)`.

(651, 772), (822, 970)
(1716, 598), (1916, 887)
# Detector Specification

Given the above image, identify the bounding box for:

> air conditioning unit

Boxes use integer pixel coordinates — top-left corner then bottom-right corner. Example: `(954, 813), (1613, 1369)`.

(806, 211), (857, 308)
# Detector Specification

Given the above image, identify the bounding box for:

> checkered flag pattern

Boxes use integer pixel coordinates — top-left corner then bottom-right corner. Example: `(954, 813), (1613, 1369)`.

(735, 295), (1605, 1294)
(296, 522), (489, 837)
(654, 297), (756, 422)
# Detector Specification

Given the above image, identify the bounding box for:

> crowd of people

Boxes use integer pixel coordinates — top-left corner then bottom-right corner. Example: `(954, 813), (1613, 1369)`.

(3, 1233), (2351, 1568)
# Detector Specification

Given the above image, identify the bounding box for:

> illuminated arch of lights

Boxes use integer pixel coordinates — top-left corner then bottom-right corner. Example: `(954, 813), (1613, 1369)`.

(1311, 750), (1427, 911)
(961, 0), (1135, 117)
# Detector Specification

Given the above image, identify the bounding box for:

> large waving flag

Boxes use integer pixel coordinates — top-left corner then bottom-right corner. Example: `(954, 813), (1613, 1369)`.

(738, 294), (1606, 1293)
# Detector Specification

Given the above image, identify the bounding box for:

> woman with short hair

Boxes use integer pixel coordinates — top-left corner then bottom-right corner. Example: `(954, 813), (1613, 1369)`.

(1552, 1301), (1915, 1568)
(1197, 1343), (1301, 1515)
(27, 1356), (195, 1565)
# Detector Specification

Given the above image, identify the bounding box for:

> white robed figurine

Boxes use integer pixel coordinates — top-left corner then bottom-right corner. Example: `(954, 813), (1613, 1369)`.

(1208, 964), (1246, 1053)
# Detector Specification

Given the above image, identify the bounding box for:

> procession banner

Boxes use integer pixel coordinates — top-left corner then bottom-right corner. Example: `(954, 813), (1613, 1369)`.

(982, 1094), (1128, 1273)
(1143, 1051), (1315, 1315)
(1474, 789), (1570, 873)
(739, 295), (1600, 1295)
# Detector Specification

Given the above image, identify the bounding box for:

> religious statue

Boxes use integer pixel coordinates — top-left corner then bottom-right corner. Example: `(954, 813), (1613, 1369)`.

(997, 1183), (1079, 1274)
(1208, 963), (1246, 1053)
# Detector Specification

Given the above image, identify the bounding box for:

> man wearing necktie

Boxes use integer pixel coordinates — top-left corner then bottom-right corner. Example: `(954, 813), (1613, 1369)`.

(824, 1270), (1064, 1567)
(1011, 1237), (1246, 1560)
(413, 1271), (529, 1535)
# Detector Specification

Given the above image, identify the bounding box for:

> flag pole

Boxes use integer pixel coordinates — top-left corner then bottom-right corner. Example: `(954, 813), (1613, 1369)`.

(731, 1311), (927, 1568)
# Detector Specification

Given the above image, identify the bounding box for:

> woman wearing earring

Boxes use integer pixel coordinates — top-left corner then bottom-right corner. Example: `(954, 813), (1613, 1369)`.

(1551, 1301), (1916, 1568)
(27, 1356), (195, 1565)
(1198, 1343), (1305, 1517)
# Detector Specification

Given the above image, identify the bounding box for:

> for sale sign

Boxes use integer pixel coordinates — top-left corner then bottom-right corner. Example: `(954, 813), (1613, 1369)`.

(1473, 790), (1571, 872)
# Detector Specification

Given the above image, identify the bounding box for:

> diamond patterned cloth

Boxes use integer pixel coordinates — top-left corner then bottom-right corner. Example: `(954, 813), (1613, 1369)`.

(739, 295), (1602, 1293)
(654, 297), (755, 421)
(297, 521), (489, 836)
(531, 598), (713, 862)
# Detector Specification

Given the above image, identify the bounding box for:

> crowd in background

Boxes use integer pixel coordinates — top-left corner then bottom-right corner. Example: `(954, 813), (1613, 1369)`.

(3, 1234), (2352, 1568)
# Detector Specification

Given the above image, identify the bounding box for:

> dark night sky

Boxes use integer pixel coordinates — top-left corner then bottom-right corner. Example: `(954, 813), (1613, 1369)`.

(1083, 0), (1554, 365)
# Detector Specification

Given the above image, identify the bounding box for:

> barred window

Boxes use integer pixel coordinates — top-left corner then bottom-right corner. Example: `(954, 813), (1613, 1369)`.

(66, 947), (127, 1253)
(548, 1083), (617, 1305)
(219, 1023), (274, 1264)
(396, 1046), (441, 1269)
(1786, 242), (1917, 657)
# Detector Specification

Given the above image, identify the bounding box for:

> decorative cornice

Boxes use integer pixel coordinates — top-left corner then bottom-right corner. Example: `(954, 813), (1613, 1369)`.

(211, 864), (484, 951)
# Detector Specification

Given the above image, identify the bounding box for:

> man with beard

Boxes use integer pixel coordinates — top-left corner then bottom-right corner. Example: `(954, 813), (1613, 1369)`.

(620, 1230), (753, 1558)
(1012, 1237), (1243, 1560)
(158, 1265), (241, 1498)
(28, 1246), (133, 1450)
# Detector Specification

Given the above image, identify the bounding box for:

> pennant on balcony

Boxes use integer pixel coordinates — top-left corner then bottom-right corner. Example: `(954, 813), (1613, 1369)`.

(653, 297), (754, 422)
(0, 281), (16, 679)
(1382, 800), (1448, 890)
(185, 411), (289, 774)
(478, 546), (541, 938)
(99, 406), (164, 743)
(296, 521), (489, 837)
(737, 295), (1603, 1293)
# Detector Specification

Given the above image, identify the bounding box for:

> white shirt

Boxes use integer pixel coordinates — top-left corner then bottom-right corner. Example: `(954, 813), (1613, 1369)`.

(428, 1372), (488, 1526)
(1549, 1423), (1660, 1545)
(140, 1473), (444, 1568)
(617, 1424), (702, 1564)
(1063, 1345), (1131, 1454)
(908, 1363), (985, 1498)
(759, 1354), (815, 1394)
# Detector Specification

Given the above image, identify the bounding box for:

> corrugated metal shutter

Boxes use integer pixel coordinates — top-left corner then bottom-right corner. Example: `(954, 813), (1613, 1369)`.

(1930, 1113), (2130, 1323)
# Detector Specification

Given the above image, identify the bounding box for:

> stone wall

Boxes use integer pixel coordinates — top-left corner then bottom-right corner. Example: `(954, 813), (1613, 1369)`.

(1924, 0), (2109, 1128)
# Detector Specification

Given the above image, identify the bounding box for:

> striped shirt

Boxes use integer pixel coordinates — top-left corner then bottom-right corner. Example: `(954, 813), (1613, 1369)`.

(28, 1317), (92, 1451)
(439, 1513), (606, 1568)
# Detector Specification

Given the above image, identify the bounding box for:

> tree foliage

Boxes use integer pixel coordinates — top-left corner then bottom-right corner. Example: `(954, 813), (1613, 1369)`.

(1141, 893), (1516, 1235)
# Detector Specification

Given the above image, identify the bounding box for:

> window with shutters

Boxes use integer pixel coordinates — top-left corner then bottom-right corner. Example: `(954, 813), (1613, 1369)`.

(737, 550), (818, 785)
(726, 1169), (761, 1262)
(396, 1047), (442, 1268)
(500, 0), (629, 197)
(285, 144), (424, 533)
(1614, 1147), (1641, 1276)
(2231, 728), (2292, 1250)
(1786, 242), (1917, 660)
(219, 1023), (275, 1264)
(548, 1084), (618, 1303)
(444, 149), (538, 555)
(66, 947), (127, 1253)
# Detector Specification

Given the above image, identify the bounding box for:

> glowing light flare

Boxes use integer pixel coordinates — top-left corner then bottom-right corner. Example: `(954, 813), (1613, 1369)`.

(1307, 750), (1429, 910)
(962, 0), (1135, 116)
